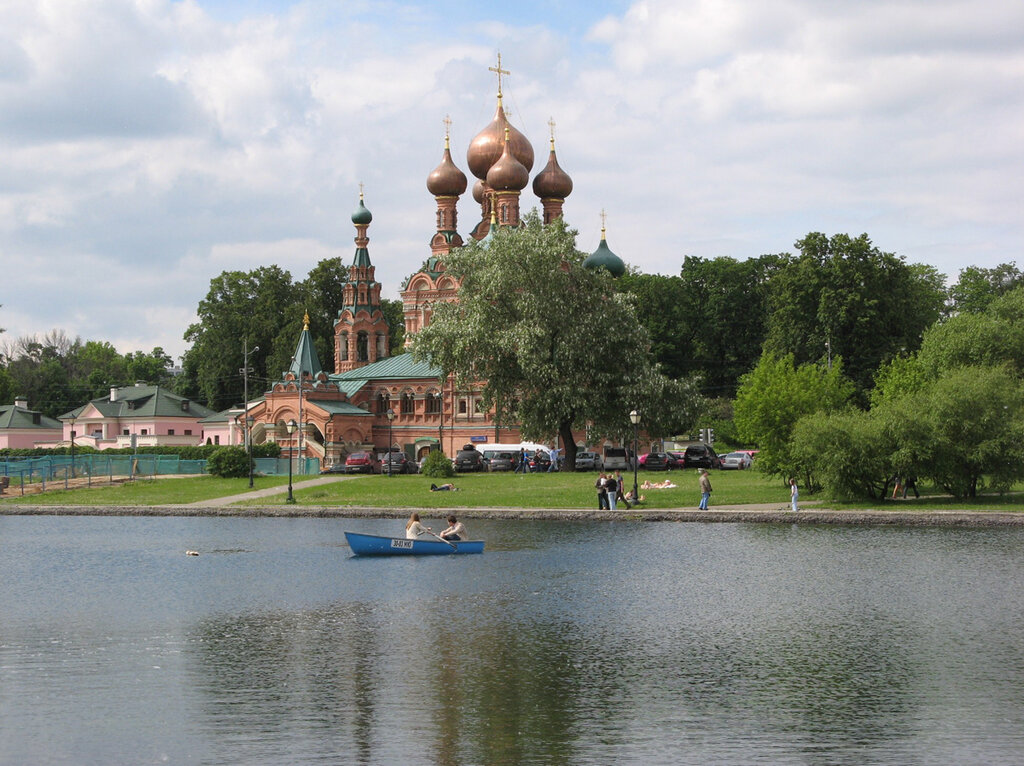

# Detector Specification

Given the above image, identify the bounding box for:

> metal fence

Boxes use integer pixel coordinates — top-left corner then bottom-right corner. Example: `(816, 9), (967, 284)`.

(0, 454), (321, 497)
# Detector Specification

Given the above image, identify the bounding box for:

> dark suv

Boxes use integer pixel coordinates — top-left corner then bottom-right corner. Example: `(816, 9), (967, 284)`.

(454, 445), (485, 472)
(381, 451), (414, 474)
(683, 444), (721, 469)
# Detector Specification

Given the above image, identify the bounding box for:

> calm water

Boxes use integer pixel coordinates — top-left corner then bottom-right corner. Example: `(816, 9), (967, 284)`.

(1, 516), (1023, 765)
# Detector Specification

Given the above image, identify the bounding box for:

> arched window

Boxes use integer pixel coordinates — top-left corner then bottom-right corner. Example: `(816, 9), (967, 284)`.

(339, 332), (349, 361)
(357, 332), (369, 361)
(458, 399), (467, 415)
(376, 392), (390, 414)
(401, 392), (415, 415)
(425, 391), (441, 415)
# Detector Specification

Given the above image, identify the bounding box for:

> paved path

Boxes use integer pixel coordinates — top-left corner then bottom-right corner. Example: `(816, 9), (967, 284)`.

(178, 475), (355, 507)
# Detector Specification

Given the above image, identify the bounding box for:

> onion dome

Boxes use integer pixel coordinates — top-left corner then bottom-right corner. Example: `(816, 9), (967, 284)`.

(532, 140), (573, 199)
(472, 179), (486, 203)
(583, 220), (626, 278)
(486, 128), (529, 192)
(352, 194), (372, 225)
(426, 135), (468, 197)
(467, 100), (534, 180)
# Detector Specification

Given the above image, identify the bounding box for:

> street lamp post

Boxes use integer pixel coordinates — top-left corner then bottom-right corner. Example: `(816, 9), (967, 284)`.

(629, 409), (641, 502)
(69, 415), (77, 479)
(242, 342), (259, 488)
(286, 419), (298, 504)
(385, 408), (395, 477)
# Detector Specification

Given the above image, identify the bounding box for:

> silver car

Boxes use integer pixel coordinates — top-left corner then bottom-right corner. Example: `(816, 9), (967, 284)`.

(575, 451), (603, 470)
(721, 452), (753, 470)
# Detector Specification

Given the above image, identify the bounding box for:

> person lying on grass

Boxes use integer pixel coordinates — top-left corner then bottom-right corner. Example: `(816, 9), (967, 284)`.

(430, 483), (459, 491)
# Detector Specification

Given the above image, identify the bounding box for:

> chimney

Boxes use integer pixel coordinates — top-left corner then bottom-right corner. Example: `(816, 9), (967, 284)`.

(110, 387), (119, 401)
(13, 396), (28, 409)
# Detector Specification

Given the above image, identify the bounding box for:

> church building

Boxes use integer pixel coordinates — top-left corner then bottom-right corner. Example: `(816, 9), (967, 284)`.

(240, 59), (625, 467)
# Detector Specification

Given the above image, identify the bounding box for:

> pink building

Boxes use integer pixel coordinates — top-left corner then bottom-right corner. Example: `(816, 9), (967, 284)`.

(58, 384), (216, 450)
(0, 397), (63, 449)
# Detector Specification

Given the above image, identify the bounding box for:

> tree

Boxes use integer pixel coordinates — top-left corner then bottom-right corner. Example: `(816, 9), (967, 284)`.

(124, 348), (175, 387)
(733, 352), (854, 480)
(183, 266), (297, 411)
(763, 233), (946, 395)
(411, 212), (703, 470)
(380, 298), (406, 355)
(791, 408), (893, 500)
(948, 263), (1024, 315)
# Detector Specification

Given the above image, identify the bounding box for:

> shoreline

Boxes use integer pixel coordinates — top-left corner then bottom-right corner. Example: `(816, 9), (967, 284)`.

(2, 504), (1022, 527)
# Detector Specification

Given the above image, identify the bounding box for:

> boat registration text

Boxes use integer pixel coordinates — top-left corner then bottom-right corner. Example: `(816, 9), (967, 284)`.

(390, 539), (414, 549)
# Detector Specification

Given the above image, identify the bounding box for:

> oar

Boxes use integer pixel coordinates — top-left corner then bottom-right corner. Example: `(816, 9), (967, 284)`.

(427, 530), (457, 550)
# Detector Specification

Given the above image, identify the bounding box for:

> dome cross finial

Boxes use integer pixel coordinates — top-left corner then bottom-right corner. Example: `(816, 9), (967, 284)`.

(600, 209), (608, 239)
(548, 117), (556, 150)
(489, 52), (510, 101)
(443, 114), (452, 149)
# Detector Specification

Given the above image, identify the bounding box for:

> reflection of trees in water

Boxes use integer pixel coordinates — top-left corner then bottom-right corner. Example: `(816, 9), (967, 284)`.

(187, 604), (381, 764)
(185, 598), (595, 765)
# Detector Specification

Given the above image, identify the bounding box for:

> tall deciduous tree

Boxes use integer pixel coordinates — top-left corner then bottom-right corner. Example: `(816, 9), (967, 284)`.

(764, 233), (946, 396)
(411, 213), (702, 469)
(948, 263), (1024, 316)
(183, 266), (297, 411)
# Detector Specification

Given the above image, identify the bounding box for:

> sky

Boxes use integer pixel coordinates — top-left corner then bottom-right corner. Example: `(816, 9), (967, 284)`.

(1, 0), (1022, 362)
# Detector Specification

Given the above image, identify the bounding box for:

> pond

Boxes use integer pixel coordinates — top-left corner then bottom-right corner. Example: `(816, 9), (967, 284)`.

(2, 515), (1023, 765)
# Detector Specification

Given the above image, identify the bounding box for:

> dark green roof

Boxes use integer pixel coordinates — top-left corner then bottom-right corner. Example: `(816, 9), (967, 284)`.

(583, 236), (625, 278)
(288, 326), (323, 379)
(59, 385), (216, 420)
(306, 399), (374, 416)
(0, 405), (62, 430)
(352, 197), (372, 225)
(352, 246), (372, 268)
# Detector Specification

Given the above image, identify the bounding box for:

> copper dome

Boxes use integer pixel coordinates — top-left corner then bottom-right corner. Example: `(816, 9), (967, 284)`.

(467, 101), (534, 181)
(486, 131), (529, 192)
(532, 147), (573, 199)
(426, 142), (468, 197)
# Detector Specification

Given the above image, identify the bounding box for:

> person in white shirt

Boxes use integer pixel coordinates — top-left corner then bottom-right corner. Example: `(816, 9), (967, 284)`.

(439, 515), (467, 541)
(405, 512), (431, 540)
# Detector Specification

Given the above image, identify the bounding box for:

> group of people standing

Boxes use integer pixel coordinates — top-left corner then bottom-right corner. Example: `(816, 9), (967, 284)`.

(594, 471), (634, 510)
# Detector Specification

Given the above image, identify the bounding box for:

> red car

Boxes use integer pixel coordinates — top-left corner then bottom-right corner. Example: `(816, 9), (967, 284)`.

(344, 451), (380, 474)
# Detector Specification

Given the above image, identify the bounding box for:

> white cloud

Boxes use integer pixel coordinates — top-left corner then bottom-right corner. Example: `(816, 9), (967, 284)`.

(1, 0), (1023, 364)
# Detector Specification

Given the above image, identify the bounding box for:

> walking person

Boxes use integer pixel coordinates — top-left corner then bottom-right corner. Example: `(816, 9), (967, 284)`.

(516, 447), (530, 474)
(790, 478), (799, 512)
(698, 469), (712, 510)
(605, 472), (618, 510)
(547, 446), (560, 472)
(614, 470), (631, 509)
(595, 473), (609, 509)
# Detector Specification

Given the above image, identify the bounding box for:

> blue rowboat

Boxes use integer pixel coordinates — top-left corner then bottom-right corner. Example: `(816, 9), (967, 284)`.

(344, 531), (485, 556)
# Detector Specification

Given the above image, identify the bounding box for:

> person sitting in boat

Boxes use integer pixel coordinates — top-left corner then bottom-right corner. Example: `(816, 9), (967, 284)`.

(439, 515), (467, 541)
(430, 483), (459, 491)
(405, 512), (432, 539)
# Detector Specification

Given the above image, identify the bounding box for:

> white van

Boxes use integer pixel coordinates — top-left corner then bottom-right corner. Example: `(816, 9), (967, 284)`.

(602, 446), (634, 471)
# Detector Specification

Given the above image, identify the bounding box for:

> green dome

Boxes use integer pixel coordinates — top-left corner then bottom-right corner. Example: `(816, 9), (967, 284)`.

(351, 197), (372, 225)
(583, 237), (625, 278)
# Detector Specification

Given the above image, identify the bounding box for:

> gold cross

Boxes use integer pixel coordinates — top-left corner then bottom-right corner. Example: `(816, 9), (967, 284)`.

(548, 117), (556, 149)
(443, 114), (452, 138)
(489, 52), (510, 97)
(359, 181), (364, 200)
(600, 209), (607, 232)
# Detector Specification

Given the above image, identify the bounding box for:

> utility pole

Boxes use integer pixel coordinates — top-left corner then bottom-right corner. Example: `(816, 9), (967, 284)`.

(242, 341), (258, 488)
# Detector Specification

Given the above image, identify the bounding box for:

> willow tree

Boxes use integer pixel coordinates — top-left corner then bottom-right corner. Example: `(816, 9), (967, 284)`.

(411, 212), (702, 470)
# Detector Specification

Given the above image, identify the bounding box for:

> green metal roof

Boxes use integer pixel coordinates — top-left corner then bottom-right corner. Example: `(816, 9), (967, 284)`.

(583, 236), (625, 278)
(306, 399), (374, 416)
(331, 353), (442, 382)
(59, 385), (216, 420)
(288, 326), (323, 379)
(0, 405), (62, 430)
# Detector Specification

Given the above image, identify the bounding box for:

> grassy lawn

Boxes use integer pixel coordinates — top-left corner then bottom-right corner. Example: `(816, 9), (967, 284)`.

(4, 467), (1024, 512)
(0, 474), (294, 506)
(246, 468), (795, 509)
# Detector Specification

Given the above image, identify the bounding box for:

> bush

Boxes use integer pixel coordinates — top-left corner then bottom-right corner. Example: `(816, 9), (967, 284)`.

(419, 449), (455, 479)
(206, 446), (251, 478)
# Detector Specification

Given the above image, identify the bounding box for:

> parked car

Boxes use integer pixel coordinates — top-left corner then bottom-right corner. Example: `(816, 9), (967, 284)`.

(639, 452), (671, 471)
(344, 451), (380, 474)
(482, 450), (515, 472)
(575, 451), (603, 470)
(682, 444), (721, 470)
(721, 452), (753, 470)
(667, 451), (688, 468)
(454, 444), (485, 472)
(603, 447), (634, 471)
(381, 451), (415, 474)
(320, 462), (347, 474)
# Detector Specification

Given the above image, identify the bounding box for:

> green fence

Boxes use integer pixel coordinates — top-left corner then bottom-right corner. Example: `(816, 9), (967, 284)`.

(0, 454), (321, 496)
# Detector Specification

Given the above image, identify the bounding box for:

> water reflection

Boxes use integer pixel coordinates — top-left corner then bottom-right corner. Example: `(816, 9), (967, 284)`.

(4, 517), (1024, 764)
